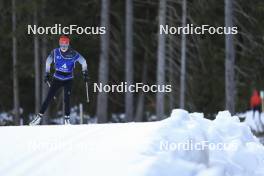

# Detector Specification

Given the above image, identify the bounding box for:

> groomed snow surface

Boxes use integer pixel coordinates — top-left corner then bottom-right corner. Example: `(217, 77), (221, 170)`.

(0, 109), (264, 176)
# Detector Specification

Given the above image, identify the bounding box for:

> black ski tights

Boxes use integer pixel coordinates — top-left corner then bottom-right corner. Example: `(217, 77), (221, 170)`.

(40, 79), (72, 116)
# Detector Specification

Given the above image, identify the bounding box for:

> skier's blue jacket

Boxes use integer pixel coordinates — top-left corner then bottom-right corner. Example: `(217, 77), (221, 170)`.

(46, 48), (87, 80)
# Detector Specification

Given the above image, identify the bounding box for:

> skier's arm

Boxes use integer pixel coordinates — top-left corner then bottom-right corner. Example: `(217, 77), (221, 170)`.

(45, 54), (53, 73)
(76, 54), (88, 82)
(76, 55), (88, 71)
(44, 52), (54, 84)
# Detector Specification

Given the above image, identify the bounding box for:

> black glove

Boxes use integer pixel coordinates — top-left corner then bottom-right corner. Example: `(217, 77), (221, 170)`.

(82, 70), (89, 82)
(44, 73), (52, 83)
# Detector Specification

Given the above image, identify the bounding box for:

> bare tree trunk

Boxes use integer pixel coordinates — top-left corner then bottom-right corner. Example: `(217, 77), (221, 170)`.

(225, 0), (235, 114)
(41, 0), (48, 124)
(12, 0), (20, 125)
(168, 5), (177, 110)
(125, 0), (134, 122)
(135, 53), (148, 122)
(168, 37), (177, 110)
(156, 0), (167, 120)
(41, 36), (48, 123)
(34, 3), (40, 114)
(179, 0), (187, 109)
(96, 0), (110, 123)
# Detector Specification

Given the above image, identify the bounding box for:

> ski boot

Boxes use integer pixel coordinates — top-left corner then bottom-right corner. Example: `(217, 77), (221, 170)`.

(29, 113), (43, 125)
(64, 116), (71, 125)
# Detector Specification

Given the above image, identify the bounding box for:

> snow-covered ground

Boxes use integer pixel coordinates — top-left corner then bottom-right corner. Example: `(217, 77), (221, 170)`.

(0, 109), (264, 176)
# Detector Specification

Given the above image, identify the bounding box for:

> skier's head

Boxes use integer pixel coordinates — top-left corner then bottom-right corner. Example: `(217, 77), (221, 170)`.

(253, 89), (259, 96)
(59, 35), (70, 52)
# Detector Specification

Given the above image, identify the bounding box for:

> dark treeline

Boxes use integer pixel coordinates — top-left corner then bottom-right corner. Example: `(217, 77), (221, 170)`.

(0, 0), (264, 124)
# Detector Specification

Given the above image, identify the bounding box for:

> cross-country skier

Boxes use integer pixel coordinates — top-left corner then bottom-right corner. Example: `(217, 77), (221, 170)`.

(30, 35), (88, 125)
(250, 89), (262, 119)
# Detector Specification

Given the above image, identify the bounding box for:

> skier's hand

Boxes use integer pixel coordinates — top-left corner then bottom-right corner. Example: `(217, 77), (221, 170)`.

(82, 70), (89, 82)
(44, 73), (52, 83)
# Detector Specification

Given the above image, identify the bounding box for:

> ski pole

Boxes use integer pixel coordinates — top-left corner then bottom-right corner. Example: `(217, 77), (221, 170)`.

(85, 81), (89, 103)
(46, 81), (51, 87)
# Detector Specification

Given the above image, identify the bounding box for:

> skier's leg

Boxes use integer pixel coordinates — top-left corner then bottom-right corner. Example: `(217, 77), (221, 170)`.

(63, 80), (73, 116)
(258, 106), (261, 117)
(30, 79), (63, 125)
(252, 107), (256, 119)
(39, 79), (62, 114)
(257, 106), (263, 130)
(30, 80), (61, 125)
(63, 80), (72, 124)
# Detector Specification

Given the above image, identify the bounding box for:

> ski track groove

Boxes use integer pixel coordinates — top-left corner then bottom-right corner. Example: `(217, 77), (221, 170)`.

(0, 125), (105, 176)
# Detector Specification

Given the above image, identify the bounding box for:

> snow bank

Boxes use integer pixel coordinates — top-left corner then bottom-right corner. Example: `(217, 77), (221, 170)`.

(0, 112), (13, 125)
(0, 109), (263, 176)
(146, 110), (264, 176)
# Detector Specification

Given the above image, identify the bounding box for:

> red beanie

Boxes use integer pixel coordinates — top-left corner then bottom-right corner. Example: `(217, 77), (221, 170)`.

(59, 35), (70, 45)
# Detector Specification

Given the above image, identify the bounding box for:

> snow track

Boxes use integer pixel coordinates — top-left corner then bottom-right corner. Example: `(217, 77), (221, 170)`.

(0, 109), (263, 176)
